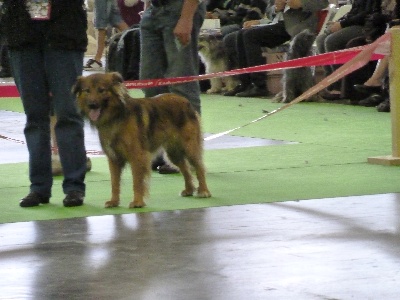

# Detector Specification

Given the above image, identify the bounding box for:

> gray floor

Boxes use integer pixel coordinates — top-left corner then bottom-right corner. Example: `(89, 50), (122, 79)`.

(0, 194), (400, 299)
(1, 73), (400, 299)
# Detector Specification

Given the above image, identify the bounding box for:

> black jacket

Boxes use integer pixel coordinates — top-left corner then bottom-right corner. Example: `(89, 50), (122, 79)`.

(0, 0), (87, 51)
(339, 0), (382, 28)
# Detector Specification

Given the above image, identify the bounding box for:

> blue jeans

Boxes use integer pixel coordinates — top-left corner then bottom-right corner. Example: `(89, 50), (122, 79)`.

(94, 0), (124, 29)
(9, 46), (86, 197)
(139, 0), (205, 113)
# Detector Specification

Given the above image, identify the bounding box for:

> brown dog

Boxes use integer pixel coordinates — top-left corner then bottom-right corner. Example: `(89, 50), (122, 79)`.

(73, 72), (211, 208)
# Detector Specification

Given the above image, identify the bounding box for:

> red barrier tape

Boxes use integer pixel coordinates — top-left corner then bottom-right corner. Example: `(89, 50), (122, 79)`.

(0, 32), (391, 147)
(0, 38), (387, 97)
(204, 32), (391, 140)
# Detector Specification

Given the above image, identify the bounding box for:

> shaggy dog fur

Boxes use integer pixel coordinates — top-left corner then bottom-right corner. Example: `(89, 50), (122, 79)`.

(275, 29), (321, 103)
(198, 35), (240, 94)
(73, 72), (211, 208)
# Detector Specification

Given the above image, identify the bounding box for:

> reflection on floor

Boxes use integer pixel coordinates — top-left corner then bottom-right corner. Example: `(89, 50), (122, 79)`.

(1, 194), (400, 299)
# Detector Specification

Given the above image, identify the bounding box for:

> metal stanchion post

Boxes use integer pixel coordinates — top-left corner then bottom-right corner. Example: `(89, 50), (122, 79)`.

(368, 26), (400, 166)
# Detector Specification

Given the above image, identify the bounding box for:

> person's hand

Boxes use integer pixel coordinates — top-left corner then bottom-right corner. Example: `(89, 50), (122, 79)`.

(328, 21), (342, 33)
(275, 0), (286, 12)
(174, 17), (193, 46)
(205, 11), (217, 19)
(243, 20), (260, 29)
(287, 0), (302, 9)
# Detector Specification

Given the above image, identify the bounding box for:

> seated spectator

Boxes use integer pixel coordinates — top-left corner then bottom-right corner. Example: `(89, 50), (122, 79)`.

(316, 0), (382, 100)
(355, 0), (400, 111)
(206, 0), (269, 36)
(223, 0), (329, 97)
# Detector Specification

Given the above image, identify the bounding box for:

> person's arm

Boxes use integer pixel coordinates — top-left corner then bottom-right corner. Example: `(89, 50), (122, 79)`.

(174, 0), (199, 46)
(287, 0), (302, 9)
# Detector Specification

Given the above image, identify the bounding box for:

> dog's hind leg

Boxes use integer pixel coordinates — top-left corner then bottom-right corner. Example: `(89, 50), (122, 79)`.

(184, 144), (211, 198)
(166, 148), (196, 197)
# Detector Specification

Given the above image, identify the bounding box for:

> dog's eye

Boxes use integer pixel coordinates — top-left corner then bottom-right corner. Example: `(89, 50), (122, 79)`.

(98, 87), (106, 93)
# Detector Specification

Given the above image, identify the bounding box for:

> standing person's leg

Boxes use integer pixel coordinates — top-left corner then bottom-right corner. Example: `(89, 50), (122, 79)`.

(139, 7), (170, 97)
(9, 48), (53, 205)
(164, 5), (205, 114)
(45, 48), (87, 206)
(0, 41), (12, 78)
(85, 0), (110, 69)
(110, 0), (129, 31)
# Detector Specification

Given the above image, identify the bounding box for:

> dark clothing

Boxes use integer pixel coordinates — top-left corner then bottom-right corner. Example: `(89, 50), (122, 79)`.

(117, 0), (144, 27)
(223, 0), (329, 90)
(0, 0), (88, 51)
(1, 1), (88, 198)
(338, 0), (382, 28)
(224, 21), (291, 87)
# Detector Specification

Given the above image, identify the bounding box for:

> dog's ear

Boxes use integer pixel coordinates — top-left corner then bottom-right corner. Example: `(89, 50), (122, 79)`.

(72, 76), (84, 95)
(109, 72), (128, 105)
(110, 72), (124, 84)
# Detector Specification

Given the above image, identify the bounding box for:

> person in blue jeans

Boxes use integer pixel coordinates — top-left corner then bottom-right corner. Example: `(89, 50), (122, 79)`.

(140, 0), (206, 174)
(0, 0), (88, 207)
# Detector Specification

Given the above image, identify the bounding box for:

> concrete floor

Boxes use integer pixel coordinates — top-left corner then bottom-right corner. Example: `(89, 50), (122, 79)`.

(0, 194), (400, 299)
(1, 73), (400, 299)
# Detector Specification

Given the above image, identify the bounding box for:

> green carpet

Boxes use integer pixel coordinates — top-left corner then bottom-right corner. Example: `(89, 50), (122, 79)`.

(0, 90), (399, 223)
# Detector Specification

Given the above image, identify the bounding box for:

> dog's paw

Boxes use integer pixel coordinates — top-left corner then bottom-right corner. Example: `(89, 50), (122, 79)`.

(206, 89), (221, 94)
(271, 91), (283, 103)
(196, 189), (212, 198)
(129, 201), (146, 208)
(105, 200), (119, 208)
(180, 189), (194, 197)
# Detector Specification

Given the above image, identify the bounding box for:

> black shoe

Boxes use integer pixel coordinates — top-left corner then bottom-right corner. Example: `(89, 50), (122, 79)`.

(320, 89), (342, 101)
(223, 84), (248, 96)
(235, 84), (270, 98)
(20, 192), (50, 207)
(0, 69), (12, 78)
(358, 94), (384, 107)
(151, 155), (166, 171)
(353, 84), (382, 96)
(63, 191), (84, 207)
(377, 99), (390, 112)
(158, 164), (180, 174)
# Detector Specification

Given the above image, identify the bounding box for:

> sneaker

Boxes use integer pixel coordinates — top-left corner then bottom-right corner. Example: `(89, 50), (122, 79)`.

(84, 58), (103, 71)
(63, 191), (84, 207)
(20, 192), (50, 207)
(235, 84), (270, 98)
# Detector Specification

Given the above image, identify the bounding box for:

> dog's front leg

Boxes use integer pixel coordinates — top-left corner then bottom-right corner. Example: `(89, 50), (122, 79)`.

(128, 153), (150, 208)
(104, 158), (122, 208)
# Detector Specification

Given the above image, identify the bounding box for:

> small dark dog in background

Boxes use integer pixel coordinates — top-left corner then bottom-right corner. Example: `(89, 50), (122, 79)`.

(198, 35), (240, 94)
(275, 29), (321, 103)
